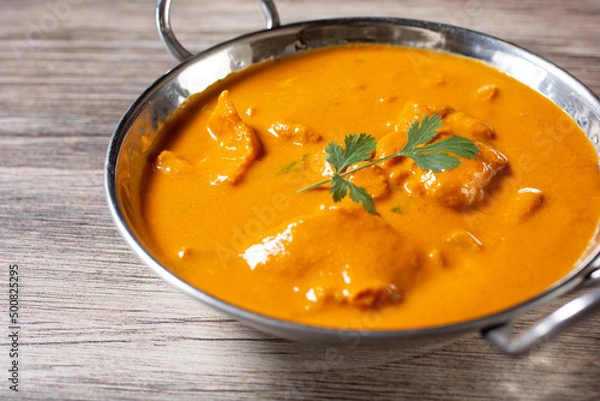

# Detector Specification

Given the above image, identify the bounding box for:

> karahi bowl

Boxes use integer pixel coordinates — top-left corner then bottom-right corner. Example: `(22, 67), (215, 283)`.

(105, 0), (600, 355)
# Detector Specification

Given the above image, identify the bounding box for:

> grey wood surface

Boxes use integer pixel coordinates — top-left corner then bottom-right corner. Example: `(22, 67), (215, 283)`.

(2, 0), (600, 399)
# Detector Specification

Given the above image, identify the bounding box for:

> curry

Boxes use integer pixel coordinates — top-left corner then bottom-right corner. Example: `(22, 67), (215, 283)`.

(136, 44), (600, 329)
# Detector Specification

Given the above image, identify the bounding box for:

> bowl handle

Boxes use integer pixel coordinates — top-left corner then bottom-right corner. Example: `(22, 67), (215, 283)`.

(156, 0), (281, 61)
(483, 269), (600, 356)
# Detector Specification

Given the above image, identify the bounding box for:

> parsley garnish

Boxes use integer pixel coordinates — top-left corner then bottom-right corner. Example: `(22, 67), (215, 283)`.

(325, 133), (377, 214)
(298, 114), (479, 214)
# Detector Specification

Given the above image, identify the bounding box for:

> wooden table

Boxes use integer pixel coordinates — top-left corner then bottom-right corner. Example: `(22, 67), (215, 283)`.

(2, 0), (600, 399)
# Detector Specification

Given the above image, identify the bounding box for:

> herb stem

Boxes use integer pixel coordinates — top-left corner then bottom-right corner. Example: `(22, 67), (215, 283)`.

(297, 153), (398, 193)
(297, 178), (331, 193)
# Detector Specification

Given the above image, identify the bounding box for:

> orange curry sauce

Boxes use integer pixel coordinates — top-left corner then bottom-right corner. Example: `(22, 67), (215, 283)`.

(137, 45), (600, 329)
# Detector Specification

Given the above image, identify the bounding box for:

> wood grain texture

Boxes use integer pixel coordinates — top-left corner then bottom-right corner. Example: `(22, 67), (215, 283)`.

(1, 0), (600, 399)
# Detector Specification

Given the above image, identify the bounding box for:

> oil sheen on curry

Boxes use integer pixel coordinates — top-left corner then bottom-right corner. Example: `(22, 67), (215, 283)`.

(138, 44), (600, 329)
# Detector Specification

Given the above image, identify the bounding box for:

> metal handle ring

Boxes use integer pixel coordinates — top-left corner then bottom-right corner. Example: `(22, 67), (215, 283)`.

(483, 269), (600, 355)
(156, 0), (281, 61)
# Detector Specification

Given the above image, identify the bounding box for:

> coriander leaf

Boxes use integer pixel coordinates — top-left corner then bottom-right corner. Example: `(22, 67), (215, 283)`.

(326, 133), (376, 173)
(329, 175), (376, 214)
(340, 133), (377, 170)
(325, 141), (345, 172)
(347, 181), (376, 215)
(330, 174), (350, 202)
(408, 151), (461, 172)
(403, 114), (443, 150)
(400, 113), (478, 172)
(418, 136), (479, 159)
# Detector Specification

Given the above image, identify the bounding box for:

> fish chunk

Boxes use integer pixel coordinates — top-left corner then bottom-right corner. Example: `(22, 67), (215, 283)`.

(154, 150), (192, 174)
(206, 90), (261, 184)
(406, 140), (508, 209)
(347, 163), (390, 200)
(268, 119), (321, 146)
(241, 205), (419, 310)
(376, 102), (509, 209)
(506, 188), (544, 222)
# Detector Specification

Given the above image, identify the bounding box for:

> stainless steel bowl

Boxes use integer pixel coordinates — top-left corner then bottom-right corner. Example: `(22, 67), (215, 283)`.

(105, 0), (600, 355)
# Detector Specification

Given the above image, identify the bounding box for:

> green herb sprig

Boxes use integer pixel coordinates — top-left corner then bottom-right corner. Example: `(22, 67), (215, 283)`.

(298, 114), (479, 214)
